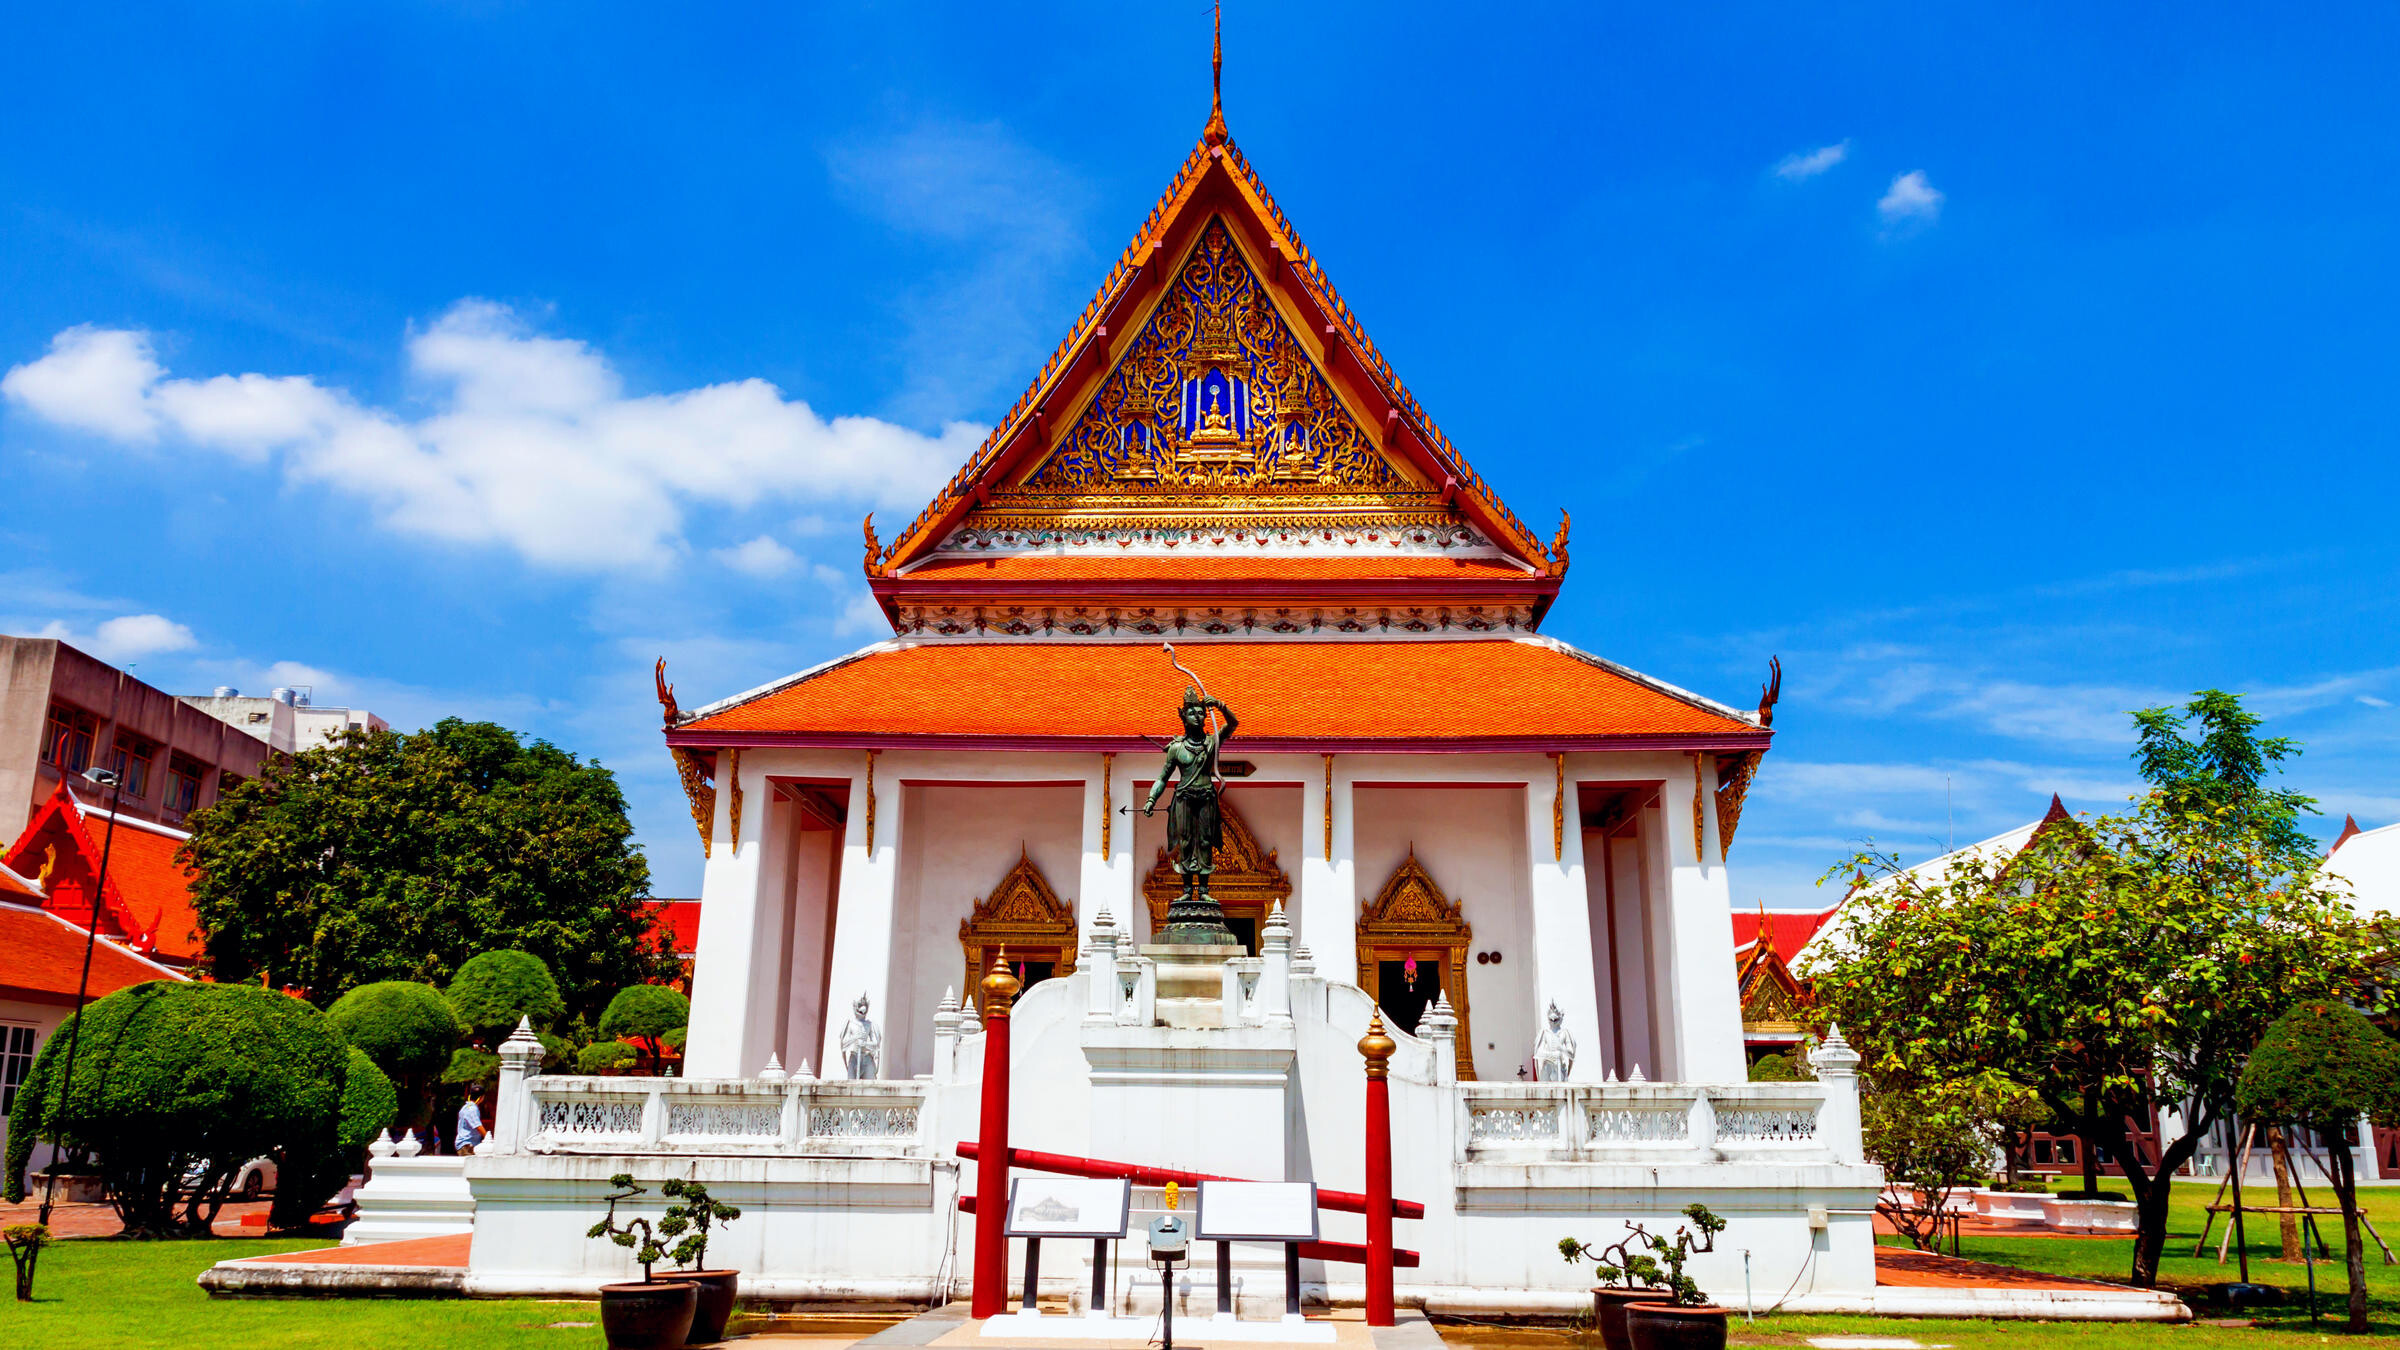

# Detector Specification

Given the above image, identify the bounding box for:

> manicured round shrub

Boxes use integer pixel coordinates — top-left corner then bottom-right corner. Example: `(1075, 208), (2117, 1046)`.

(577, 1040), (641, 1075)
(1747, 1052), (1801, 1082)
(273, 1048), (400, 1228)
(664, 1025), (688, 1055)
(327, 981), (465, 1079)
(599, 985), (690, 1043)
(446, 949), (566, 1046)
(443, 1046), (499, 1089)
(3, 981), (348, 1235)
(2238, 1000), (2400, 1131)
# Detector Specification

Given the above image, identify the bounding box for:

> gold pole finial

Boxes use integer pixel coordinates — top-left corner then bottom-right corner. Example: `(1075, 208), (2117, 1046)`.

(1359, 1010), (1395, 1079)
(982, 947), (1023, 1016)
(1204, 0), (1228, 147)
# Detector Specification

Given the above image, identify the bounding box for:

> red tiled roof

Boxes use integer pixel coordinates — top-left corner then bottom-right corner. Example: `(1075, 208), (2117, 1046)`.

(677, 639), (1763, 749)
(0, 901), (189, 1003)
(646, 900), (702, 957)
(93, 821), (205, 962)
(1732, 906), (1840, 960)
(895, 555), (1539, 583)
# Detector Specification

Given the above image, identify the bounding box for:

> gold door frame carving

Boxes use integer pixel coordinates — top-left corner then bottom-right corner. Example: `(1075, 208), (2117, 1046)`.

(959, 847), (1079, 997)
(1356, 847), (1475, 1081)
(1141, 794), (1293, 939)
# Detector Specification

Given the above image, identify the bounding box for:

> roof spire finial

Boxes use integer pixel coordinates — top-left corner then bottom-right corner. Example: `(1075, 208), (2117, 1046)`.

(1204, 0), (1227, 147)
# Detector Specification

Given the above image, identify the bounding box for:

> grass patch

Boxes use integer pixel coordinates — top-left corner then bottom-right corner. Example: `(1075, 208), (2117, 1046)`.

(0, 1238), (601, 1349)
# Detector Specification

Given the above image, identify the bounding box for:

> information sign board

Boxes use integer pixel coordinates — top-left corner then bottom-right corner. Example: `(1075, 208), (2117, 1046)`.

(1003, 1176), (1133, 1239)
(1194, 1181), (1320, 1242)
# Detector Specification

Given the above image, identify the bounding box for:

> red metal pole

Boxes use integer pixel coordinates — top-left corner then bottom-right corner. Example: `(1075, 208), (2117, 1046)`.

(969, 952), (1022, 1318)
(1360, 1012), (1396, 1327)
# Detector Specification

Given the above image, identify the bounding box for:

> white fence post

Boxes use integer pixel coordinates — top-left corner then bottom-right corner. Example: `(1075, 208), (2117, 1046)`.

(494, 1017), (543, 1156)
(1809, 1024), (1865, 1165)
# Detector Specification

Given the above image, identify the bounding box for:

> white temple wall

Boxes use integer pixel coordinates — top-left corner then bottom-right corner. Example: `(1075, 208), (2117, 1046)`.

(1586, 820), (1661, 1077)
(1351, 782), (1534, 1080)
(889, 781), (1082, 1079)
(779, 822), (841, 1074)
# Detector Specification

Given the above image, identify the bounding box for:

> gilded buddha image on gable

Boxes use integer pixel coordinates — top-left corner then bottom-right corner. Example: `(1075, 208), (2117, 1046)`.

(1025, 221), (1404, 492)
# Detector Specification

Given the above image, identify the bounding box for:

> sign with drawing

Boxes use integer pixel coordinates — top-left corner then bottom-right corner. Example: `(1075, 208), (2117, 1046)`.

(1003, 1176), (1133, 1239)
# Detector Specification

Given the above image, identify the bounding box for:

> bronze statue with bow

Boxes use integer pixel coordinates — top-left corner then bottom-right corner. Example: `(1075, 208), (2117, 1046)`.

(1143, 643), (1241, 945)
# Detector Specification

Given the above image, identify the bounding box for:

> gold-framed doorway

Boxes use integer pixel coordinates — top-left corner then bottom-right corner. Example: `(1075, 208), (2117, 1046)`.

(1140, 794), (1292, 952)
(959, 848), (1079, 997)
(1355, 848), (1476, 1081)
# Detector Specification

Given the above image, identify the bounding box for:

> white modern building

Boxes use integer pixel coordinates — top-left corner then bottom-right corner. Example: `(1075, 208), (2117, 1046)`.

(182, 686), (388, 755)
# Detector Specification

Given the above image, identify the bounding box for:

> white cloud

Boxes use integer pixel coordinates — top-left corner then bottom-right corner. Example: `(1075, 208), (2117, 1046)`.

(2, 301), (985, 572)
(715, 534), (801, 579)
(1878, 171), (1944, 227)
(1774, 141), (1850, 181)
(36, 613), (199, 663)
(2360, 695), (2393, 709)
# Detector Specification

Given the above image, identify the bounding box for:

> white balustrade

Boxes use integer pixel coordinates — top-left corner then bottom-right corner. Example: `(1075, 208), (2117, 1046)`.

(1457, 1081), (1832, 1163)
(513, 1075), (933, 1157)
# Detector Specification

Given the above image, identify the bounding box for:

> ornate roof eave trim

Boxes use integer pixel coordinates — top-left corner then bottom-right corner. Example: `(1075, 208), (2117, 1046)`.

(867, 574), (1561, 604)
(877, 135), (1555, 578)
(663, 729), (1774, 755)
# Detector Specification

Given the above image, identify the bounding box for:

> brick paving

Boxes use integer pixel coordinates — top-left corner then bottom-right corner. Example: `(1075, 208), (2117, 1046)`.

(232, 1232), (470, 1267)
(1874, 1246), (2126, 1290)
(0, 1197), (278, 1238)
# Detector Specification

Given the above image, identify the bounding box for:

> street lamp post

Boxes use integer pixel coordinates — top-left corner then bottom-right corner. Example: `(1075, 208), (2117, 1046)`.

(35, 764), (130, 1228)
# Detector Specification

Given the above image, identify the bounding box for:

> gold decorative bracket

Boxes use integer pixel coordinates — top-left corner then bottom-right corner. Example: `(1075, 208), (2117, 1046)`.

(1101, 752), (1115, 862)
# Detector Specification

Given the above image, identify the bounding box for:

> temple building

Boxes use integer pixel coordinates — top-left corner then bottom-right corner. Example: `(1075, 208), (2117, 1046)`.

(449, 80), (1884, 1316)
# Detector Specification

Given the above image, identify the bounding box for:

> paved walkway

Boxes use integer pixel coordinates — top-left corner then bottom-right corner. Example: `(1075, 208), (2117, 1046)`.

(1873, 1246), (2125, 1291)
(230, 1232), (471, 1267)
(0, 1197), (274, 1237)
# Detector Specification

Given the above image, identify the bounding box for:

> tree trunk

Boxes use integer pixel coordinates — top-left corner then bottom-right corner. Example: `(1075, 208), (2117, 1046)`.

(2113, 1108), (2200, 1290)
(2329, 1138), (2368, 1334)
(2081, 1098), (2103, 1196)
(2268, 1127), (2301, 1260)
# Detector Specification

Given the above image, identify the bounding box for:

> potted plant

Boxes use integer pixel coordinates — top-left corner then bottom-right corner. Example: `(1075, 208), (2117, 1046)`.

(1617, 1205), (1729, 1350)
(587, 1174), (697, 1350)
(1559, 1231), (1672, 1350)
(659, 1176), (743, 1344)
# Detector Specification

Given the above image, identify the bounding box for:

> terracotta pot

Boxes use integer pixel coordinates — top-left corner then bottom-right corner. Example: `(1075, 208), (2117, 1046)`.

(1625, 1302), (1729, 1350)
(1592, 1286), (1676, 1350)
(674, 1270), (741, 1343)
(598, 1279), (697, 1350)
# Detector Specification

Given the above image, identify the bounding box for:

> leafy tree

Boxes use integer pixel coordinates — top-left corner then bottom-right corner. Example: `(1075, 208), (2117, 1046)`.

(448, 950), (568, 1047)
(181, 719), (671, 1013)
(1862, 1082), (1986, 1250)
(1815, 792), (2369, 1286)
(578, 1041), (642, 1075)
(1747, 1053), (1801, 1082)
(271, 1047), (397, 1229)
(2133, 691), (2315, 858)
(2237, 1001), (2400, 1332)
(659, 1177), (742, 1271)
(4, 983), (350, 1236)
(326, 981), (463, 1132)
(599, 985), (690, 1071)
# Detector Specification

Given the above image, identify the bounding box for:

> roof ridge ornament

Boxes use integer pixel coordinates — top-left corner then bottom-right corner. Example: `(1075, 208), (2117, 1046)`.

(1204, 0), (1228, 148)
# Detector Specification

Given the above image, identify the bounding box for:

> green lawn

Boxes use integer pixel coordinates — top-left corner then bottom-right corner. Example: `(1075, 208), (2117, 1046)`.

(0, 1238), (606, 1349)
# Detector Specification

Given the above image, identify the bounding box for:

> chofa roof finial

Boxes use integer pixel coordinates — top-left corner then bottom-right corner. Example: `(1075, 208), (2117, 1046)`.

(1204, 0), (1228, 147)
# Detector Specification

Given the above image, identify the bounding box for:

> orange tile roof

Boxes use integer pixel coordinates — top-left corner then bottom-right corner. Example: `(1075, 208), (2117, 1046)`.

(677, 639), (1764, 749)
(0, 901), (188, 1003)
(0, 864), (37, 897)
(94, 821), (205, 963)
(894, 555), (1539, 583)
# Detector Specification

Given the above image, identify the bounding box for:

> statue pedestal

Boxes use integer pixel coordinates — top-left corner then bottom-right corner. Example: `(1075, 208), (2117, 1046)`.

(1141, 942), (1246, 1028)
(1082, 1021), (1296, 1183)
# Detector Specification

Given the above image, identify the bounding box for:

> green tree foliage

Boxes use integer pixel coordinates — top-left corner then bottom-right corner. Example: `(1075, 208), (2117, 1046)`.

(600, 985), (689, 1069)
(1746, 1053), (1801, 1082)
(1862, 1081), (1987, 1250)
(577, 1041), (641, 1075)
(2133, 690), (2316, 858)
(1815, 800), (2367, 1286)
(447, 949), (568, 1047)
(271, 1048), (398, 1229)
(659, 1177), (741, 1271)
(3, 983), (350, 1236)
(180, 720), (671, 1013)
(2237, 1002), (2400, 1332)
(326, 981), (464, 1132)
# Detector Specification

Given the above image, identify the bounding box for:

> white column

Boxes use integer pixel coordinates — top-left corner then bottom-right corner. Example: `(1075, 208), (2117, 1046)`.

(1078, 753), (1138, 953)
(1298, 756), (1356, 981)
(1526, 765), (1606, 1082)
(1809, 1025), (1865, 1165)
(684, 755), (775, 1078)
(1664, 754), (1745, 1082)
(819, 755), (901, 1079)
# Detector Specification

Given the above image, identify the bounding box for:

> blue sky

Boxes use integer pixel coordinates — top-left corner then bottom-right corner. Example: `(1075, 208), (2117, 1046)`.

(5, 3), (2396, 903)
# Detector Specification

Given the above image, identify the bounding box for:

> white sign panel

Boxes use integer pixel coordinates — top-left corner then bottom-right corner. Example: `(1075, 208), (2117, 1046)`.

(1195, 1181), (1320, 1242)
(1004, 1177), (1132, 1239)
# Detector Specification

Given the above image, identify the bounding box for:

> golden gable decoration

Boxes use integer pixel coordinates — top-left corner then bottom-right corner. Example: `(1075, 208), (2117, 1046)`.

(959, 847), (1079, 998)
(1737, 907), (1808, 1038)
(1141, 793), (1293, 938)
(1355, 847), (1476, 1081)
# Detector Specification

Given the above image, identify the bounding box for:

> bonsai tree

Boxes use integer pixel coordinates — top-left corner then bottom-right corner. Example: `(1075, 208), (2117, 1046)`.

(6, 1224), (48, 1302)
(588, 1173), (669, 1281)
(3, 982), (349, 1235)
(447, 950), (567, 1048)
(2236, 1001), (2400, 1332)
(578, 1041), (642, 1076)
(659, 1177), (742, 1271)
(326, 980), (464, 1134)
(599, 985), (690, 1072)
(1561, 1204), (1724, 1305)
